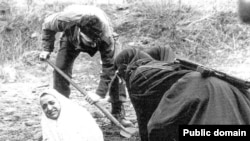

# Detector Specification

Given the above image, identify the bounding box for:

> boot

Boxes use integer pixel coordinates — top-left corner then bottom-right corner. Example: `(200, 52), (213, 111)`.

(111, 102), (134, 127)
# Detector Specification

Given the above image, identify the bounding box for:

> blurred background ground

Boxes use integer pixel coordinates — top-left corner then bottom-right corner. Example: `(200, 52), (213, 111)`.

(1, 0), (250, 141)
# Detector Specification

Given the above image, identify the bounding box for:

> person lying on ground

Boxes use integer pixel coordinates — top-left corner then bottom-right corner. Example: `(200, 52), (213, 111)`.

(39, 88), (104, 141)
(110, 47), (250, 141)
(39, 4), (132, 127)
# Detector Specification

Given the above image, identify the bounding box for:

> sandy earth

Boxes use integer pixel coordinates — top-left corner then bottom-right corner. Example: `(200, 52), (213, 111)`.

(1, 1), (249, 140)
(0, 83), (139, 141)
(0, 53), (140, 141)
(1, 50), (249, 141)
(0, 4), (141, 140)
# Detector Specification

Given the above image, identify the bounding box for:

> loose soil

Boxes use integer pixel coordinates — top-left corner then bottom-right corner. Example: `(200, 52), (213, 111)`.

(0, 54), (140, 141)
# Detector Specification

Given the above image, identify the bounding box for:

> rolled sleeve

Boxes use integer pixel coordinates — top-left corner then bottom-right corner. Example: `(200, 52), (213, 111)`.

(41, 29), (56, 52)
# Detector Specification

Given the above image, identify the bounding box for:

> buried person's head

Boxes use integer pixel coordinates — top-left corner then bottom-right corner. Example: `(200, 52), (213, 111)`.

(39, 88), (104, 141)
(40, 91), (61, 120)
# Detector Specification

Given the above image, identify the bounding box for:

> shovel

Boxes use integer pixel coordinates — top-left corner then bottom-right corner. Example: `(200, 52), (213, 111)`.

(46, 60), (137, 138)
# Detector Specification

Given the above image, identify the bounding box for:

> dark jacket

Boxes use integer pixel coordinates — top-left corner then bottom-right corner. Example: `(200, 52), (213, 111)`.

(41, 5), (115, 96)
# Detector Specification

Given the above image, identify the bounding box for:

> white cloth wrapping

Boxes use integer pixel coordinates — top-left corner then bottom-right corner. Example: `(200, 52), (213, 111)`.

(40, 89), (104, 141)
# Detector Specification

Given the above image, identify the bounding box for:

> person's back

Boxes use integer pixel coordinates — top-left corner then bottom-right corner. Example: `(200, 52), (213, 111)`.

(112, 48), (250, 141)
(112, 48), (191, 141)
(40, 4), (133, 127)
(148, 71), (250, 141)
(145, 46), (175, 62)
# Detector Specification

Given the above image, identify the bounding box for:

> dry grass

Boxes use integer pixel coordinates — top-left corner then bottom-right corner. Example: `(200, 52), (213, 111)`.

(115, 0), (250, 79)
(0, 0), (66, 64)
(1, 0), (250, 80)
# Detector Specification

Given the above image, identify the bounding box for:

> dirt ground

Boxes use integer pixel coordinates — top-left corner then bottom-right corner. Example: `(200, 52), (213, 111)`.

(2, 1), (249, 141)
(0, 84), (140, 141)
(0, 53), (140, 141)
(0, 4), (142, 141)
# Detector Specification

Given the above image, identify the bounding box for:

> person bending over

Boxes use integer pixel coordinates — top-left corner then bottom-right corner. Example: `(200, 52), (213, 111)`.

(39, 5), (132, 127)
(110, 47), (250, 141)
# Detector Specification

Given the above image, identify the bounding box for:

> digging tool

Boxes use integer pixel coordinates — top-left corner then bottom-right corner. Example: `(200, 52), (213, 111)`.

(46, 59), (137, 138)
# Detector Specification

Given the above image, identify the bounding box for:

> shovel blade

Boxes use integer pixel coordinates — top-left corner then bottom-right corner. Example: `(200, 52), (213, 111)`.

(120, 127), (138, 138)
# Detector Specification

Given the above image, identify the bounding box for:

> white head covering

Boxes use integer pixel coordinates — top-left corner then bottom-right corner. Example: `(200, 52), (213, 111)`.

(40, 89), (104, 141)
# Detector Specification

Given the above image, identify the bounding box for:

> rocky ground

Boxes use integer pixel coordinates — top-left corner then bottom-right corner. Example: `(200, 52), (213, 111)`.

(0, 4), (141, 141)
(0, 52), (140, 141)
(1, 1), (250, 141)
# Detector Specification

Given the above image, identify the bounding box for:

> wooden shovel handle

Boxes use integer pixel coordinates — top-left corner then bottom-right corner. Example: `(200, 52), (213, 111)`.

(46, 60), (132, 135)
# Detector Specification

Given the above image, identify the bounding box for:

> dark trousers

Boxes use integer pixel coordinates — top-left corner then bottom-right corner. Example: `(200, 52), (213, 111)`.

(108, 74), (127, 115)
(53, 38), (127, 103)
(53, 39), (80, 98)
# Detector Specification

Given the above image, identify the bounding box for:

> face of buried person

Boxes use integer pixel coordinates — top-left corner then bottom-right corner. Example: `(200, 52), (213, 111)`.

(40, 94), (61, 120)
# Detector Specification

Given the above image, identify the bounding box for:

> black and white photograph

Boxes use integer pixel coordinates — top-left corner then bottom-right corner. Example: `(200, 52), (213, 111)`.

(1, 0), (250, 141)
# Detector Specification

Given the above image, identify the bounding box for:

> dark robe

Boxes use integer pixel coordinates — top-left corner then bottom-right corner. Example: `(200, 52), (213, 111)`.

(112, 48), (250, 141)
(148, 72), (250, 141)
(146, 46), (175, 62)
(113, 48), (190, 141)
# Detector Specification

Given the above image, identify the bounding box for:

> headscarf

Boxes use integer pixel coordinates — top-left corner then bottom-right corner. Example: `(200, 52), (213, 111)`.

(40, 89), (104, 141)
(146, 46), (176, 62)
(114, 48), (154, 79)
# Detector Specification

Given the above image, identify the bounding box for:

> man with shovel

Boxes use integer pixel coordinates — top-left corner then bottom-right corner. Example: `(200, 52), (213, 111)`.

(39, 5), (133, 127)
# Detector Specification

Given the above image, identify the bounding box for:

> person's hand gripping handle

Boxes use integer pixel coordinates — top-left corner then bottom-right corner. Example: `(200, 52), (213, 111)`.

(45, 59), (137, 138)
(39, 51), (51, 61)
